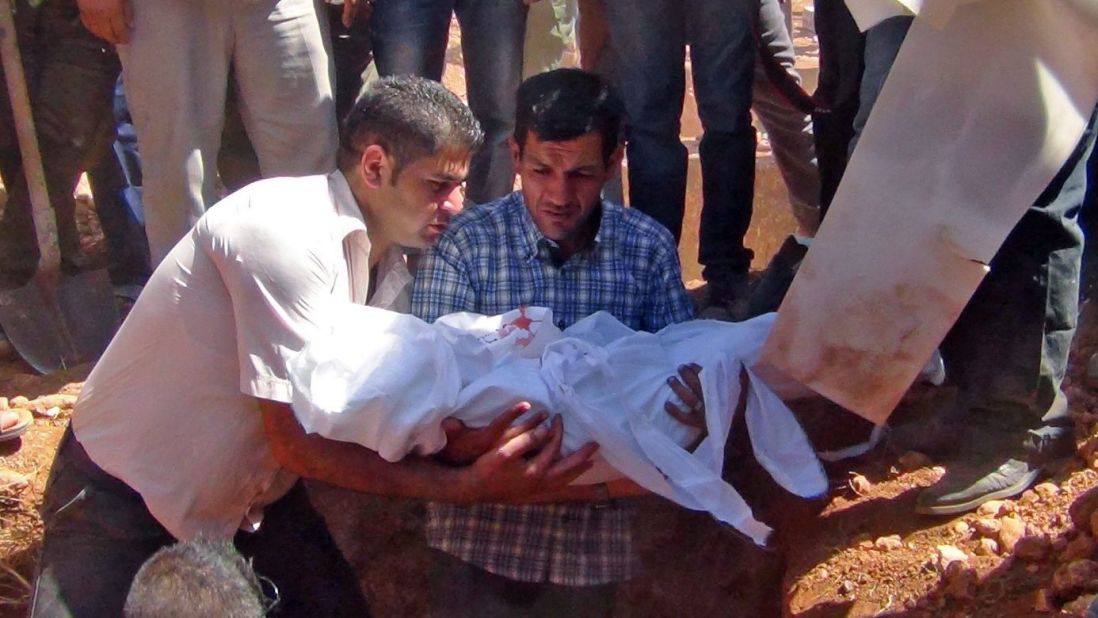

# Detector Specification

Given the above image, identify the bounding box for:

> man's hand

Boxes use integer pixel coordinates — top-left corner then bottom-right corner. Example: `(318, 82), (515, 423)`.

(665, 363), (706, 431)
(456, 415), (599, 504)
(259, 399), (593, 505)
(664, 364), (752, 450)
(77, 0), (133, 44)
(340, 0), (373, 27)
(437, 403), (547, 466)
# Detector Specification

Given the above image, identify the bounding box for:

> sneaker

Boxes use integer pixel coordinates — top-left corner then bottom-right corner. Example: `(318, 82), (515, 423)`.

(914, 430), (1071, 516)
(915, 457), (1041, 515)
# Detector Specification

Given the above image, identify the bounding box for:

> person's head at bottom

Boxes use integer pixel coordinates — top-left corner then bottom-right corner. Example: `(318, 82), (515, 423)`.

(124, 538), (275, 618)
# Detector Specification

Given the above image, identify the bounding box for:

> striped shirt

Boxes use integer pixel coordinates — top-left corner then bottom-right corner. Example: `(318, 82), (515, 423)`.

(412, 191), (692, 585)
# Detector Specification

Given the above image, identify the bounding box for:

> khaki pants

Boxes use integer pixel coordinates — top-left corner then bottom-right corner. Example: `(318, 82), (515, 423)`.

(118, 0), (338, 265)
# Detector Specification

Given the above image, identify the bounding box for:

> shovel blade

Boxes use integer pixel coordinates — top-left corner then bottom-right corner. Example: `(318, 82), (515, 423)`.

(0, 269), (119, 373)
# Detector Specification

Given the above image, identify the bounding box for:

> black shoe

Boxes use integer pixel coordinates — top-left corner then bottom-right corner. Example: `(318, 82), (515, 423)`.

(747, 235), (808, 317)
(886, 388), (970, 457)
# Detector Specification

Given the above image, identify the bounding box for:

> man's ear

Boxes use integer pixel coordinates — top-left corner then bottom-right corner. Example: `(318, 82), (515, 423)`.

(358, 144), (389, 189)
(508, 136), (522, 173)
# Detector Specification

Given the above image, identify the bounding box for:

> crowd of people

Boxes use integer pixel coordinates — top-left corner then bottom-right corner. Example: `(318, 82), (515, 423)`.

(0, 0), (1094, 616)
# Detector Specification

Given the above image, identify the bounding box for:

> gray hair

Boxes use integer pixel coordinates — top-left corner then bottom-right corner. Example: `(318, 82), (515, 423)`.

(124, 538), (269, 618)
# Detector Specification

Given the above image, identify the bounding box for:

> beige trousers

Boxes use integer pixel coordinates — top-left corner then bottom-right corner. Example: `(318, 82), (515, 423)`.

(118, 0), (337, 265)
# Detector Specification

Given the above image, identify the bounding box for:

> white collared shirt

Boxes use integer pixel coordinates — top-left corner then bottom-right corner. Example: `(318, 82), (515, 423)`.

(74, 171), (412, 540)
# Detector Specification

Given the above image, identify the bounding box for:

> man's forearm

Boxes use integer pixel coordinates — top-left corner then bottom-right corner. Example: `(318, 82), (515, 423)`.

(260, 399), (479, 503)
(276, 428), (480, 503)
(260, 399), (597, 505)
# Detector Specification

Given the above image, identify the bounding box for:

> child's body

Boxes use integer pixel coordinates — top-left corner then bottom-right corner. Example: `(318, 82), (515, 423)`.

(289, 305), (826, 544)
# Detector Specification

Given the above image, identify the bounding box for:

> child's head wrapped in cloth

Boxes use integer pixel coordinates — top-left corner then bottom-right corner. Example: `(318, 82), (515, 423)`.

(288, 304), (827, 545)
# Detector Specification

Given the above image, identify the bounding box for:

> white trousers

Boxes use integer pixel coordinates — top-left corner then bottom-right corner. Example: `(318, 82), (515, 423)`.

(119, 0), (337, 264)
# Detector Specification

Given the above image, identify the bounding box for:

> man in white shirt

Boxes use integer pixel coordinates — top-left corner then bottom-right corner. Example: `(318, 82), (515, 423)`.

(29, 76), (597, 618)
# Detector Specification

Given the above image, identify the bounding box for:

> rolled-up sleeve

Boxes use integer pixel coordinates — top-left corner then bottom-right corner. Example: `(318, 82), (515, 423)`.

(199, 209), (340, 403)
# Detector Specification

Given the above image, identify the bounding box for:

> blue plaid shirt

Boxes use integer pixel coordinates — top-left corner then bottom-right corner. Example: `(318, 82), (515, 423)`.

(412, 191), (693, 585)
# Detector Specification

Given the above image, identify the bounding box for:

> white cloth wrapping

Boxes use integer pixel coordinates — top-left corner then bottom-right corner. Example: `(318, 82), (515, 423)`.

(289, 306), (828, 544)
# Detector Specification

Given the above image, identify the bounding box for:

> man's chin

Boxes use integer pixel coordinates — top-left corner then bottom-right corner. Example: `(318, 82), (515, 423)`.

(418, 229), (445, 247)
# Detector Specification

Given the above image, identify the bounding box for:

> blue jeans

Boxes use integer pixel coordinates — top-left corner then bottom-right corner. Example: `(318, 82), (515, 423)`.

(370, 0), (527, 205)
(848, 15), (912, 156)
(943, 108), (1097, 439)
(605, 0), (757, 285)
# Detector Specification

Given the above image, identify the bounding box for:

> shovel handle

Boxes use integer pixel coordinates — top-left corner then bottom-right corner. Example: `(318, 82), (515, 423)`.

(0, 0), (60, 273)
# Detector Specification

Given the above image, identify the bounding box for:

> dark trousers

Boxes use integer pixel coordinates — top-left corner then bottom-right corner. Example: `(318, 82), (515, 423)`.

(0, 0), (121, 288)
(30, 429), (370, 617)
(427, 550), (616, 618)
(605, 0), (757, 284)
(810, 0), (864, 216)
(943, 107), (1098, 438)
(86, 80), (151, 290)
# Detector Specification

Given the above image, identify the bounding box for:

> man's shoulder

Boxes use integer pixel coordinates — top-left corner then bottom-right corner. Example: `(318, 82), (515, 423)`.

(194, 174), (344, 265)
(202, 175), (332, 226)
(604, 202), (677, 251)
(237, 174), (330, 198)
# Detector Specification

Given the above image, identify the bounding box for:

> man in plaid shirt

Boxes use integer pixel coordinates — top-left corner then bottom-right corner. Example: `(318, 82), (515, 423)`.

(413, 69), (695, 615)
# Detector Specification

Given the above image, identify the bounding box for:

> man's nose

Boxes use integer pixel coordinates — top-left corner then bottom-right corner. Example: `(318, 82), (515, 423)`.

(440, 185), (465, 215)
(544, 174), (573, 205)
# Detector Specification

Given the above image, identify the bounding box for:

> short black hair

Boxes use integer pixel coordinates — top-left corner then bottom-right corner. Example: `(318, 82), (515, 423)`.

(338, 75), (484, 179)
(514, 68), (624, 163)
(124, 539), (270, 618)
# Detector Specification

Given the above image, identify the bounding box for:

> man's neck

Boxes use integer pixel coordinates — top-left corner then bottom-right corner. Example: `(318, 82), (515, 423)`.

(552, 202), (603, 262)
(367, 228), (392, 271)
(342, 169), (392, 270)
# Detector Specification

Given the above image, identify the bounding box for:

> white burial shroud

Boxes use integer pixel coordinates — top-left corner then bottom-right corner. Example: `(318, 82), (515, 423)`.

(289, 305), (827, 545)
(761, 0), (1098, 423)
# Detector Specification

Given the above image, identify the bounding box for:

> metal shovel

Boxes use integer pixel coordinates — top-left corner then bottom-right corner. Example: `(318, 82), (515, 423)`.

(0, 0), (119, 373)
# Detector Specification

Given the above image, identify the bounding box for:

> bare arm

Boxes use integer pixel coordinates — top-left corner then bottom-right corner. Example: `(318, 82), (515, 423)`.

(259, 399), (598, 504)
